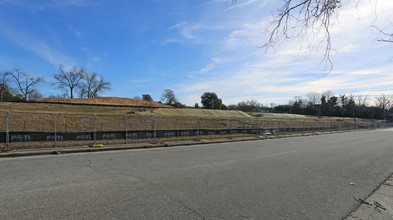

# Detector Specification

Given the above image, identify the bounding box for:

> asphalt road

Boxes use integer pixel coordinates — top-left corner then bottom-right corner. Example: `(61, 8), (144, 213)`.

(1, 129), (393, 219)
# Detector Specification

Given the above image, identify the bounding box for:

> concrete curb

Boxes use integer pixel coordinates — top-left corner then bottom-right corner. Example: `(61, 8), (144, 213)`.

(0, 130), (350, 158)
(345, 174), (393, 219)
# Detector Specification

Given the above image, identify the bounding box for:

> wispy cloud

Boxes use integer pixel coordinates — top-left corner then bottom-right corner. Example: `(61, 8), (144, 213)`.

(1, 0), (97, 11)
(161, 38), (184, 45)
(190, 57), (230, 76)
(197, 0), (226, 7)
(169, 21), (223, 42)
(0, 21), (74, 68)
(174, 0), (393, 106)
(67, 26), (81, 38)
(224, 0), (257, 11)
(169, 21), (196, 39)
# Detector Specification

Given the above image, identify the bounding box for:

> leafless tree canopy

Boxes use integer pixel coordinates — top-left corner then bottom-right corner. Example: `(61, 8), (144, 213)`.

(0, 72), (11, 102)
(79, 72), (111, 98)
(306, 91), (322, 105)
(375, 94), (392, 118)
(8, 67), (43, 101)
(53, 65), (85, 99)
(232, 0), (341, 69)
(161, 89), (178, 105)
(231, 0), (392, 70)
(374, 25), (393, 43)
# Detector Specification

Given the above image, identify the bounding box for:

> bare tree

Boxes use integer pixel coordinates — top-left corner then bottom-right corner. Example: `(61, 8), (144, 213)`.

(306, 91), (321, 105)
(53, 65), (85, 99)
(231, 0), (391, 70)
(375, 94), (392, 118)
(161, 89), (178, 105)
(374, 25), (393, 43)
(321, 90), (334, 101)
(0, 71), (11, 102)
(79, 72), (111, 98)
(356, 95), (368, 106)
(9, 67), (43, 101)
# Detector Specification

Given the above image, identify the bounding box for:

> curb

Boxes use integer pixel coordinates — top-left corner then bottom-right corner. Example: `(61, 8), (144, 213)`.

(0, 130), (350, 158)
(345, 174), (393, 219)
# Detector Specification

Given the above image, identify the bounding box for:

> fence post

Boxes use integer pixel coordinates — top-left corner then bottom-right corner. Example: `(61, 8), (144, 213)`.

(229, 119), (232, 138)
(54, 113), (57, 147)
(197, 118), (200, 140)
(6, 111), (9, 149)
(93, 114), (96, 145)
(256, 120), (259, 137)
(216, 119), (218, 135)
(125, 115), (128, 143)
(153, 116), (157, 142)
(176, 119), (179, 138)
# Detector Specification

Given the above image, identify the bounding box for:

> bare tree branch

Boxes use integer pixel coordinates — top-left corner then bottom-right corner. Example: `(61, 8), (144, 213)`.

(373, 25), (393, 43)
(79, 72), (111, 98)
(0, 71), (11, 102)
(53, 65), (85, 99)
(9, 67), (43, 101)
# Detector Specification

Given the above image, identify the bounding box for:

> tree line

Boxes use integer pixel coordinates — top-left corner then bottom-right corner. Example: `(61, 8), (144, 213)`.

(269, 91), (393, 120)
(197, 91), (393, 120)
(0, 65), (111, 101)
(1, 67), (391, 120)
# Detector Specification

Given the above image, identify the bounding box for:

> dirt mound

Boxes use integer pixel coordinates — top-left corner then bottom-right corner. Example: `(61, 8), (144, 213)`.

(32, 97), (172, 108)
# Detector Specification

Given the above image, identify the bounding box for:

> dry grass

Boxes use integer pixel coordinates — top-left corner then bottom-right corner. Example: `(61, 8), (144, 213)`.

(33, 97), (172, 108)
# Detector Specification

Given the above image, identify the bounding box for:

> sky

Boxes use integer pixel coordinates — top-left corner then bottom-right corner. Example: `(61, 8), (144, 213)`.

(0, 0), (393, 106)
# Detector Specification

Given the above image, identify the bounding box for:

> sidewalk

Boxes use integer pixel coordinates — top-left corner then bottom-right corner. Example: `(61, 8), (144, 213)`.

(345, 174), (393, 219)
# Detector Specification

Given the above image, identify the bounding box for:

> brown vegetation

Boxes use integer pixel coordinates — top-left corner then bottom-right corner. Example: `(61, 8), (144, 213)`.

(32, 97), (172, 108)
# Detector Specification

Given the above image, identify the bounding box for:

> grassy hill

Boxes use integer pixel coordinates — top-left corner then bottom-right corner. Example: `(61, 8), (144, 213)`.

(130, 108), (251, 118)
(0, 100), (366, 122)
(32, 97), (172, 108)
(0, 102), (252, 118)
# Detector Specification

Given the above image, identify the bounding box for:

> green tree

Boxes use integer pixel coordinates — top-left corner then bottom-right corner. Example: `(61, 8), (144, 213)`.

(142, 94), (153, 101)
(201, 92), (224, 109)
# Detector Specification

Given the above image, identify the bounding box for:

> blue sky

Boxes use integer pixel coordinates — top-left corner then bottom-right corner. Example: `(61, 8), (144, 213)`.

(1, 0), (393, 106)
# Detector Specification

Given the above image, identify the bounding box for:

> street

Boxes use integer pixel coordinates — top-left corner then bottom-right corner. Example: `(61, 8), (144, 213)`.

(1, 129), (393, 219)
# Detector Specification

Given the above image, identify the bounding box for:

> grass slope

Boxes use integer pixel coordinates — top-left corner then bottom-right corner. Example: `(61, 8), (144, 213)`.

(132, 108), (251, 118)
(0, 102), (251, 118)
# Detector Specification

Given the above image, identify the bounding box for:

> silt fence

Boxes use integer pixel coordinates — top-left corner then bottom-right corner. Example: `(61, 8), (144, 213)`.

(0, 111), (390, 150)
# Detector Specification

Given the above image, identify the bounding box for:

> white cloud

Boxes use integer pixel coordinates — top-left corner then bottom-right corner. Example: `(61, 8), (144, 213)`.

(169, 21), (223, 42)
(67, 26), (81, 38)
(197, 0), (226, 8)
(1, 0), (97, 11)
(224, 0), (257, 11)
(0, 21), (75, 68)
(162, 38), (184, 45)
(169, 21), (196, 39)
(190, 57), (230, 76)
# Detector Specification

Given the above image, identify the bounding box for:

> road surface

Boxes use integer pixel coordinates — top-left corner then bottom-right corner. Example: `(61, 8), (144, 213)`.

(1, 129), (393, 219)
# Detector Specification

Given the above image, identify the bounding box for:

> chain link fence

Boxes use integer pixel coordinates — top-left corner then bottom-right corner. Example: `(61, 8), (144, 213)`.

(0, 111), (391, 150)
